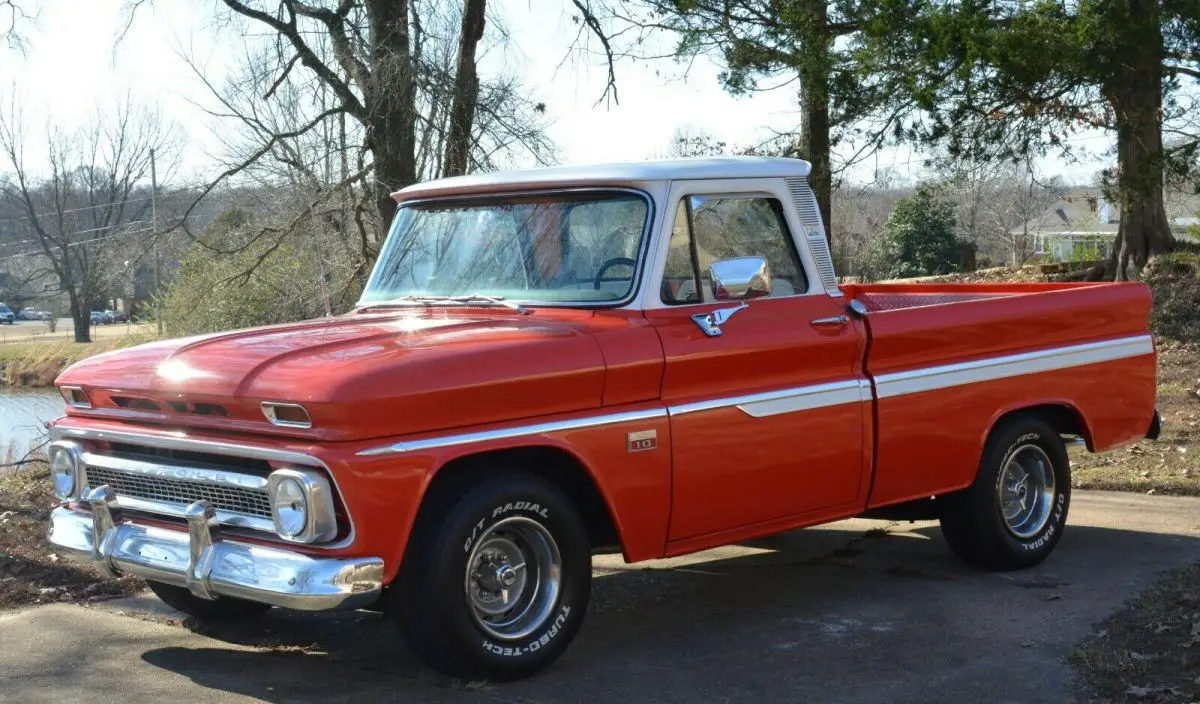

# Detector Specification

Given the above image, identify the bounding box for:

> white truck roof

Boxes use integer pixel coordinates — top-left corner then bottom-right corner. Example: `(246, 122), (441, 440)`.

(394, 156), (813, 201)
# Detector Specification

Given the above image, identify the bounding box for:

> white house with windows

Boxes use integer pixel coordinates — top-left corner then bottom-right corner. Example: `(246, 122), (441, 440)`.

(1018, 188), (1200, 261)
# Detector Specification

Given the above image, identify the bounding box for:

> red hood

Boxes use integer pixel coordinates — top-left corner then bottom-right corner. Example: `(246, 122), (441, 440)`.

(56, 309), (613, 442)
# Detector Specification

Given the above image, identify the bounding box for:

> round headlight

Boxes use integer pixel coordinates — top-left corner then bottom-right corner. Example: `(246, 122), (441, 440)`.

(49, 444), (78, 500)
(272, 476), (308, 538)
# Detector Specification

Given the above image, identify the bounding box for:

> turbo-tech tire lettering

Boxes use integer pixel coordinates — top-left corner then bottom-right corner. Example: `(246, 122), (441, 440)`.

(478, 604), (573, 657)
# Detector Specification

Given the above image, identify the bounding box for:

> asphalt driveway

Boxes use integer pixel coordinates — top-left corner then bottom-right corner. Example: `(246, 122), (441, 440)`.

(3, 490), (1199, 704)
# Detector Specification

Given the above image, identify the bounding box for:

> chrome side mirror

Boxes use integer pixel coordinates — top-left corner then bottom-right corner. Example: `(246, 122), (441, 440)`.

(708, 256), (771, 301)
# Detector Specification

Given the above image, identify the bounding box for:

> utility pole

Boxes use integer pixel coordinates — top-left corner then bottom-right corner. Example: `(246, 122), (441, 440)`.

(150, 147), (162, 336)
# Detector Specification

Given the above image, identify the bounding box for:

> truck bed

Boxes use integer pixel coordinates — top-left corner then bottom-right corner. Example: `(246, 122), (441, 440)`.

(840, 281), (1158, 509)
(845, 281), (1111, 312)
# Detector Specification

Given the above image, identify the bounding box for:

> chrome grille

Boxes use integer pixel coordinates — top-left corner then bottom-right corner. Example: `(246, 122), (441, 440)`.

(83, 465), (272, 518)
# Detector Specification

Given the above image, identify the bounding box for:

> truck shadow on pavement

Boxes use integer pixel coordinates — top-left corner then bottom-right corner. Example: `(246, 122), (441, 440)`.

(135, 520), (1200, 703)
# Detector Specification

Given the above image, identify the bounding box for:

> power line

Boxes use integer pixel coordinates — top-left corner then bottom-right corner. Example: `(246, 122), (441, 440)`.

(0, 195), (156, 224)
(0, 224), (156, 263)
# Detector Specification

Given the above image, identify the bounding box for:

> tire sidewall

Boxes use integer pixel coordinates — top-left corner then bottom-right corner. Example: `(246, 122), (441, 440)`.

(985, 423), (1071, 561)
(431, 479), (590, 676)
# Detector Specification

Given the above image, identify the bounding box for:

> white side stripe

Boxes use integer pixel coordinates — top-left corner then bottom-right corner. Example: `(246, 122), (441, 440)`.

(356, 407), (667, 456)
(874, 334), (1153, 399)
(669, 379), (869, 418)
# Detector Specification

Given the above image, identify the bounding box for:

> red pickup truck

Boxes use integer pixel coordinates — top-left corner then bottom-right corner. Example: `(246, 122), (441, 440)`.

(47, 157), (1159, 680)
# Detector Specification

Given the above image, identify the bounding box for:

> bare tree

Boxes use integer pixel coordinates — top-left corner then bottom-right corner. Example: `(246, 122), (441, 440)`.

(0, 99), (176, 342)
(1, 0), (30, 50)
(443, 0), (486, 177)
(119, 0), (590, 237)
(941, 157), (1065, 267)
(167, 2), (555, 300)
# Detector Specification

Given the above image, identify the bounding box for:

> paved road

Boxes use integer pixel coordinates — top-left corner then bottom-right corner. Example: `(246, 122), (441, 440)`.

(0, 318), (153, 344)
(3, 491), (1199, 704)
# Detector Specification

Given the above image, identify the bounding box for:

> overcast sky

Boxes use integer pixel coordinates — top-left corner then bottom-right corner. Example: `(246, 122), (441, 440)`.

(3, 0), (1113, 188)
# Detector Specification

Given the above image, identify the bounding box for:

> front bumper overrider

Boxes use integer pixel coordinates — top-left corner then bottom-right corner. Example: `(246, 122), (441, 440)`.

(48, 486), (383, 611)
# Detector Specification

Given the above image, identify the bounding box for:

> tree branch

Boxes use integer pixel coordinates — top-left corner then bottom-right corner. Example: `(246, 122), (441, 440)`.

(571, 0), (619, 106)
(262, 52), (301, 100)
(219, 0), (366, 119)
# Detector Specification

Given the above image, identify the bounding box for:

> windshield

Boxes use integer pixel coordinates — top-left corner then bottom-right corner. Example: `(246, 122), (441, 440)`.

(360, 191), (650, 306)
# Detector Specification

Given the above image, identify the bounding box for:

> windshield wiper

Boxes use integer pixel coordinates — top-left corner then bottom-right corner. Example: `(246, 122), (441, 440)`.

(357, 293), (529, 315)
(449, 293), (530, 314)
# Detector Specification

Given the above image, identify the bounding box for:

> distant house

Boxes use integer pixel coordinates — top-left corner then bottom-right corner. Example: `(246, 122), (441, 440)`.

(1016, 187), (1200, 261)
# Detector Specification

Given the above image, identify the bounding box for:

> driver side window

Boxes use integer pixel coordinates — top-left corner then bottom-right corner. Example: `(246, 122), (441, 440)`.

(660, 195), (808, 305)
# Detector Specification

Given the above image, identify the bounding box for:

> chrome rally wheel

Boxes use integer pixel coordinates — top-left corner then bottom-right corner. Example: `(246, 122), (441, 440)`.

(997, 444), (1057, 539)
(939, 415), (1071, 571)
(465, 516), (563, 641)
(395, 471), (591, 681)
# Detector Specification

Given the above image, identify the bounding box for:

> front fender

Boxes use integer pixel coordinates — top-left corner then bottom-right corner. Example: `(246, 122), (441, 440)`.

(340, 405), (672, 585)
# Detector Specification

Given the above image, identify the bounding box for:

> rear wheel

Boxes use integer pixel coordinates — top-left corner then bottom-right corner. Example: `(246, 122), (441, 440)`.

(145, 580), (272, 620)
(395, 471), (591, 681)
(939, 416), (1071, 570)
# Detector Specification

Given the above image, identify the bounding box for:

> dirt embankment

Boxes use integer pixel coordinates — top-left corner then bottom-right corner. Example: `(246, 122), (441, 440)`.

(0, 466), (142, 610)
(0, 334), (154, 388)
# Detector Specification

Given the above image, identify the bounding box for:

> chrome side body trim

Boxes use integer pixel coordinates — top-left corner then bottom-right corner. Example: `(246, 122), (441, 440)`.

(873, 334), (1154, 399)
(670, 379), (869, 418)
(357, 408), (668, 456)
(354, 336), (1152, 457)
(48, 503), (383, 611)
(50, 425), (356, 550)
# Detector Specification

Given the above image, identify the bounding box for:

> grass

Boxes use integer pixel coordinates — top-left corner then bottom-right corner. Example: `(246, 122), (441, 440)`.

(0, 463), (142, 610)
(1070, 563), (1200, 703)
(1070, 338), (1200, 497)
(0, 333), (156, 387)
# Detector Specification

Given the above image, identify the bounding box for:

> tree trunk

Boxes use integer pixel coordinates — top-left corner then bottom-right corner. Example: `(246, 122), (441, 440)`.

(1102, 0), (1175, 281)
(444, 0), (487, 177)
(67, 287), (90, 344)
(795, 0), (833, 245)
(365, 0), (418, 232)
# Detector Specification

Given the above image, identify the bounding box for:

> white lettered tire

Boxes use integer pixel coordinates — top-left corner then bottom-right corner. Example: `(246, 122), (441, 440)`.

(939, 416), (1071, 570)
(395, 471), (591, 680)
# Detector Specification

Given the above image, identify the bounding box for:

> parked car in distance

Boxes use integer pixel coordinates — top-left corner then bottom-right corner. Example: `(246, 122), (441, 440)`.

(18, 308), (52, 321)
(0, 304), (13, 324)
(89, 311), (113, 325)
(105, 309), (129, 323)
(47, 157), (1161, 681)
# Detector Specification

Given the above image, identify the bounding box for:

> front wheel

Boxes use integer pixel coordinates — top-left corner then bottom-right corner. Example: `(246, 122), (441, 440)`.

(939, 416), (1071, 570)
(395, 472), (591, 681)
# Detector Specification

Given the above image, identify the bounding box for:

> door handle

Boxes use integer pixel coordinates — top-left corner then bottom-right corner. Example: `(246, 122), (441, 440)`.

(810, 315), (850, 329)
(691, 303), (748, 337)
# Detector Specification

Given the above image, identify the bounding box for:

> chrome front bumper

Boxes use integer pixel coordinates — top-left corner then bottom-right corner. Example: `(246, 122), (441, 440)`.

(48, 487), (384, 611)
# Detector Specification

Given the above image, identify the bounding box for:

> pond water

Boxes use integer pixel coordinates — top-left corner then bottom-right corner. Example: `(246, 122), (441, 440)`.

(0, 388), (64, 461)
